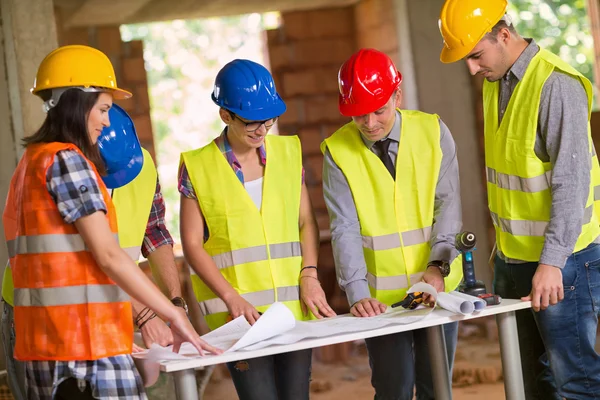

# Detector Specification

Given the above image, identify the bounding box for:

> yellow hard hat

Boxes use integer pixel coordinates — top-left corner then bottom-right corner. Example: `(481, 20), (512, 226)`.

(31, 45), (132, 99)
(439, 0), (508, 64)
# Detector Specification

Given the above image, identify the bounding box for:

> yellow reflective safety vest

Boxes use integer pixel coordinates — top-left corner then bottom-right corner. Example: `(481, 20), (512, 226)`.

(483, 49), (600, 261)
(112, 148), (158, 263)
(182, 135), (306, 330)
(1, 148), (157, 307)
(321, 109), (463, 306)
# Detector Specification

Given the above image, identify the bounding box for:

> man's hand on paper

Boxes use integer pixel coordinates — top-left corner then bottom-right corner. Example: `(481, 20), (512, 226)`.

(223, 292), (261, 325)
(140, 317), (174, 348)
(169, 308), (223, 355)
(522, 263), (564, 312)
(350, 298), (387, 317)
(299, 272), (337, 319)
(421, 266), (445, 306)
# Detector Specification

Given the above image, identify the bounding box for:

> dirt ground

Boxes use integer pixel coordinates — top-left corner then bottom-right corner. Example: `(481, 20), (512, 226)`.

(203, 330), (506, 400)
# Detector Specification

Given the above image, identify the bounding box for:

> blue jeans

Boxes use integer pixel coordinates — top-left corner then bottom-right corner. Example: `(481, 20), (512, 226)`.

(226, 349), (312, 400)
(494, 243), (600, 400)
(364, 322), (458, 400)
(1, 301), (26, 400)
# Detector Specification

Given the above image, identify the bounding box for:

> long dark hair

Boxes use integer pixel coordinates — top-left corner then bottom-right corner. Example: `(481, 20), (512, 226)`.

(23, 88), (106, 174)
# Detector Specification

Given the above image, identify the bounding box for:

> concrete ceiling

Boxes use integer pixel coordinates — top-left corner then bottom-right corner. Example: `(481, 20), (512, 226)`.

(54, 0), (360, 27)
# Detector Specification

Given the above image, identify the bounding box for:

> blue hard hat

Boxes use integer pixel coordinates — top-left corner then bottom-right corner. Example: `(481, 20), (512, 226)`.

(211, 59), (286, 121)
(98, 104), (144, 189)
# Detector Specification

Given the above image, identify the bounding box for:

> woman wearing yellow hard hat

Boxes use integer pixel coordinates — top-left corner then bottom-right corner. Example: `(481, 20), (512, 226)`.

(2, 45), (221, 399)
(440, 1), (600, 399)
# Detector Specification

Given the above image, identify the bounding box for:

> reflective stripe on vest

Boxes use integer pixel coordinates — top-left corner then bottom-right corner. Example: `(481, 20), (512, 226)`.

(7, 233), (119, 258)
(362, 227), (432, 251)
(198, 285), (300, 316)
(487, 167), (552, 193)
(212, 241), (301, 270)
(14, 284), (129, 307)
(490, 205), (594, 237)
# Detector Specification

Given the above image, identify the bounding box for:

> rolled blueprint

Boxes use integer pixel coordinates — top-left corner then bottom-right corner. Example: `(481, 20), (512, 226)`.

(449, 291), (486, 311)
(437, 292), (475, 314)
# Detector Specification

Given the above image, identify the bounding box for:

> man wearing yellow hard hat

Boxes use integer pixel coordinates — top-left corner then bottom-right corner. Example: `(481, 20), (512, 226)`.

(439, 1), (600, 399)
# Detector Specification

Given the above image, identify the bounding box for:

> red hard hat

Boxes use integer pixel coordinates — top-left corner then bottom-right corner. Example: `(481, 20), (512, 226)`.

(338, 48), (402, 117)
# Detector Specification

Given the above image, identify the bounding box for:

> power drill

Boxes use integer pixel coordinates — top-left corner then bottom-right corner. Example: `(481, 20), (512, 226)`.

(455, 231), (501, 306)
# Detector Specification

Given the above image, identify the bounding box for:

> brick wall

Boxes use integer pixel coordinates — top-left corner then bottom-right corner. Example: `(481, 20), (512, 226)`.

(354, 0), (399, 60)
(267, 6), (357, 321)
(55, 15), (156, 161)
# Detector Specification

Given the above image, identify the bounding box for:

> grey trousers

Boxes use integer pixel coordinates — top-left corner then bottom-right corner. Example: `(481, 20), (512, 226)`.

(1, 301), (26, 400)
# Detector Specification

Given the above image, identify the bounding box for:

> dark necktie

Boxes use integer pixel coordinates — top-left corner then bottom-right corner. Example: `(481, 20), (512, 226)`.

(375, 139), (395, 179)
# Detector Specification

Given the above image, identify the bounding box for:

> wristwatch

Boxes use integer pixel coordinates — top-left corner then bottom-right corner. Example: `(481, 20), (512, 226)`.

(427, 260), (451, 278)
(171, 297), (188, 314)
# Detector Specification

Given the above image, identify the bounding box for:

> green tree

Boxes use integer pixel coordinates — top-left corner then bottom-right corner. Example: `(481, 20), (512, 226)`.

(508, 0), (597, 103)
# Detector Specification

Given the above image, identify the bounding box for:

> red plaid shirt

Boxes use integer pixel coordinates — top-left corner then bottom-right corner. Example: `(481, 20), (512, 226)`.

(141, 178), (174, 258)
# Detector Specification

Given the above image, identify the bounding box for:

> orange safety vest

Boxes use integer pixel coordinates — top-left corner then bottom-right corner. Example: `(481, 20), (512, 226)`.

(2, 142), (133, 361)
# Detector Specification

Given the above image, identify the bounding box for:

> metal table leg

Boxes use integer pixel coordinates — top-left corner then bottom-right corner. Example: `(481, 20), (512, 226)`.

(426, 325), (452, 400)
(496, 311), (525, 400)
(172, 369), (199, 400)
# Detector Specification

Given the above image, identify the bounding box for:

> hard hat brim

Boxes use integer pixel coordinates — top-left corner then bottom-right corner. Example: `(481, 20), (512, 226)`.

(214, 92), (287, 121)
(31, 86), (133, 100)
(338, 92), (390, 117)
(112, 87), (133, 100)
(440, 45), (469, 64)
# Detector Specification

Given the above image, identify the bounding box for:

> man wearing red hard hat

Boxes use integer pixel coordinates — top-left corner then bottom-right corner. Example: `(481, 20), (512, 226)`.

(321, 48), (463, 399)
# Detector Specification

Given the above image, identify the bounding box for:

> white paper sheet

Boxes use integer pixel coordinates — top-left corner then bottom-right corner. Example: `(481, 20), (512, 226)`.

(242, 282), (439, 350)
(142, 302), (295, 363)
(437, 292), (475, 314)
(141, 283), (439, 363)
(200, 315), (252, 350)
(228, 302), (296, 352)
(449, 291), (486, 311)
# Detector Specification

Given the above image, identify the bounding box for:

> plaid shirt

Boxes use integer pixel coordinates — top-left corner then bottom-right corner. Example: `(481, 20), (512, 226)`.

(178, 128), (267, 199)
(30, 149), (147, 399)
(47, 150), (107, 223)
(141, 178), (174, 258)
(178, 129), (303, 199)
(26, 357), (146, 400)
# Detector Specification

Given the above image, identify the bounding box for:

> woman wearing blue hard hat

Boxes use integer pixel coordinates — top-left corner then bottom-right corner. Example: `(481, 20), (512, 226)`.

(2, 44), (220, 400)
(179, 59), (336, 399)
